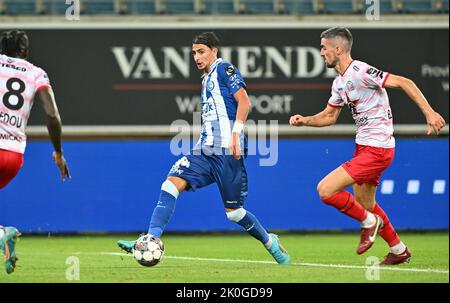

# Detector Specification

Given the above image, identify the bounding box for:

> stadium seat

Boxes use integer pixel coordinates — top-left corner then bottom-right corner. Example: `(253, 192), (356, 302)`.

(362, 0), (398, 14)
(322, 0), (355, 14)
(444, 0), (449, 12)
(203, 0), (235, 14)
(84, 0), (117, 14)
(164, 0), (196, 14)
(401, 0), (437, 13)
(243, 0), (276, 14)
(124, 0), (157, 14)
(43, 0), (70, 14)
(379, 0), (396, 13)
(4, 0), (36, 15)
(282, 0), (316, 14)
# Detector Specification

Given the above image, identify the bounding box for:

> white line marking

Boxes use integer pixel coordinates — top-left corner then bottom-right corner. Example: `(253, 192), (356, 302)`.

(92, 252), (449, 274)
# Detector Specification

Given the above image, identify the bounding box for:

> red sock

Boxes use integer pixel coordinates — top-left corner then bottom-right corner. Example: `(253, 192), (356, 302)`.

(322, 191), (368, 222)
(372, 203), (401, 247)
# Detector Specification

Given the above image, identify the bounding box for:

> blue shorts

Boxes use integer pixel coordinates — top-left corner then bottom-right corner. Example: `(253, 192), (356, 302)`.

(167, 148), (248, 209)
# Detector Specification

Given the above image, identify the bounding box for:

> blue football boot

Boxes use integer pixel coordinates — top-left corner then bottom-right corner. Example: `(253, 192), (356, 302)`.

(117, 240), (136, 254)
(267, 233), (290, 265)
(0, 226), (21, 274)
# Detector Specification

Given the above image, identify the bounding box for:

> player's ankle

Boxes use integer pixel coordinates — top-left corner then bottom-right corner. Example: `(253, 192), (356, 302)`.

(361, 212), (376, 228)
(389, 241), (406, 255)
(264, 238), (273, 249)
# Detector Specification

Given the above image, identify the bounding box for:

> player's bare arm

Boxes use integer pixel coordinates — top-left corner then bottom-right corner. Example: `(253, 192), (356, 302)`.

(36, 87), (71, 181)
(289, 105), (341, 127)
(385, 74), (446, 135)
(229, 87), (250, 160)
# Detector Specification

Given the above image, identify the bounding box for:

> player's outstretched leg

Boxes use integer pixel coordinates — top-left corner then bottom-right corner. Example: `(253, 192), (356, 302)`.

(117, 180), (180, 253)
(370, 203), (412, 265)
(226, 208), (290, 264)
(0, 226), (21, 274)
(321, 190), (383, 254)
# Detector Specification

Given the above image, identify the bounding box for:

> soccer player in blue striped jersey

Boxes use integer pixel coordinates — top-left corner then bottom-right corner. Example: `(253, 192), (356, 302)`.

(118, 32), (290, 265)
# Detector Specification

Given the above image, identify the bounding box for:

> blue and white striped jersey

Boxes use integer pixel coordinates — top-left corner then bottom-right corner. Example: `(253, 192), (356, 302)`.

(193, 58), (247, 153)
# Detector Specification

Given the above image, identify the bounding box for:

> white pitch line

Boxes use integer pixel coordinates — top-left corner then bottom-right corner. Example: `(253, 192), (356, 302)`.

(97, 252), (449, 274)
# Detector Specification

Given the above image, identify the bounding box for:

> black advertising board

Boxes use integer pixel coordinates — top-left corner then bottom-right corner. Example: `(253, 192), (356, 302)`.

(18, 27), (448, 126)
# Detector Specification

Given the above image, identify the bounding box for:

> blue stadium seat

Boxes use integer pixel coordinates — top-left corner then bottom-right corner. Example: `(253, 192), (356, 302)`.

(379, 0), (396, 13)
(203, 0), (235, 14)
(402, 0), (436, 13)
(4, 0), (36, 15)
(244, 0), (275, 14)
(43, 0), (70, 14)
(124, 0), (157, 14)
(323, 0), (354, 13)
(363, 0), (397, 14)
(165, 0), (196, 14)
(83, 0), (116, 15)
(444, 0), (449, 12)
(282, 0), (315, 14)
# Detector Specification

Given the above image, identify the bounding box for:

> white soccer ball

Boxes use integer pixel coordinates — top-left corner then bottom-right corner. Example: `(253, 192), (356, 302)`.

(133, 234), (165, 267)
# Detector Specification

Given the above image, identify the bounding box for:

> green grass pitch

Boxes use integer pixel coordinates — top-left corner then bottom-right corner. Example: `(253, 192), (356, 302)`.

(0, 232), (448, 283)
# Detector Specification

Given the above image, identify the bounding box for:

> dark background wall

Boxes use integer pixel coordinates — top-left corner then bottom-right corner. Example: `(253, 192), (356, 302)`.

(24, 28), (449, 126)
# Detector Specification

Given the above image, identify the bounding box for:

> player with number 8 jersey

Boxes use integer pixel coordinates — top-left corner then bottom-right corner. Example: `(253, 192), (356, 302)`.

(0, 30), (71, 274)
(0, 56), (49, 153)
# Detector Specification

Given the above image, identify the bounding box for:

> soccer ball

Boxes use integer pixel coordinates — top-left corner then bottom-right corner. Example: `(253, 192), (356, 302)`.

(133, 234), (165, 267)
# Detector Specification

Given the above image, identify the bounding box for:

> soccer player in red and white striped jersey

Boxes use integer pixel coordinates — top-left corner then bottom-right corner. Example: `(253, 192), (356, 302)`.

(0, 30), (70, 274)
(290, 27), (446, 265)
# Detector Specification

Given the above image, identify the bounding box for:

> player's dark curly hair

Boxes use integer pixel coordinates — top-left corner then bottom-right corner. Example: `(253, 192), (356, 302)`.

(0, 29), (29, 59)
(192, 32), (220, 49)
(320, 27), (353, 51)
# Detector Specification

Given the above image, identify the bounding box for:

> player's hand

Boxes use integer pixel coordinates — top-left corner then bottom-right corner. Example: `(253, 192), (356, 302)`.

(289, 114), (306, 127)
(52, 151), (71, 181)
(229, 132), (241, 160)
(425, 111), (446, 135)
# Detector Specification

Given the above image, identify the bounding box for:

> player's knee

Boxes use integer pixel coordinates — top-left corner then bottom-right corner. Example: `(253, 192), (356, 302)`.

(161, 180), (180, 199)
(317, 181), (333, 201)
(226, 208), (246, 222)
(166, 176), (187, 193)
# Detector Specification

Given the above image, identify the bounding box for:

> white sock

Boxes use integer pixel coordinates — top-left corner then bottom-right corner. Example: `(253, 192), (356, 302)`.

(390, 242), (407, 255)
(361, 212), (376, 228)
(264, 238), (273, 249)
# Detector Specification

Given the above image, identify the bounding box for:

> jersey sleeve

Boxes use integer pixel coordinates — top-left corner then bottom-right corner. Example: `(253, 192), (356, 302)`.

(361, 65), (390, 89)
(327, 80), (344, 108)
(218, 63), (247, 95)
(35, 67), (51, 93)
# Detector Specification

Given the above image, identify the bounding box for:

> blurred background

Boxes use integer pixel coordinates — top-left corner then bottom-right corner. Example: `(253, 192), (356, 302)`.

(0, 0), (448, 234)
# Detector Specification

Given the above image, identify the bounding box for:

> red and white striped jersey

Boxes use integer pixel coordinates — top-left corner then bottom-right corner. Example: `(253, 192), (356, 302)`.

(0, 54), (51, 154)
(328, 60), (395, 148)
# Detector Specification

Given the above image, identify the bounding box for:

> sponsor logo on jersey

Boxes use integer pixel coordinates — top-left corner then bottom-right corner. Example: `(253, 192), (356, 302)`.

(0, 133), (22, 142)
(225, 65), (235, 75)
(346, 81), (355, 91)
(354, 114), (369, 127)
(230, 78), (242, 90)
(0, 63), (26, 72)
(366, 67), (384, 79)
(169, 156), (191, 175)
